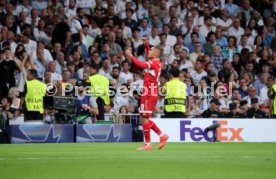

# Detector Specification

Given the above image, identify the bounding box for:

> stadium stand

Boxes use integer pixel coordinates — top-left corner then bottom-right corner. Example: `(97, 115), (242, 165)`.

(0, 0), (275, 126)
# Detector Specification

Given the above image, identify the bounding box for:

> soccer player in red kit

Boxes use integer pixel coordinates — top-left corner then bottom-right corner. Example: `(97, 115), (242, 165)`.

(125, 38), (169, 150)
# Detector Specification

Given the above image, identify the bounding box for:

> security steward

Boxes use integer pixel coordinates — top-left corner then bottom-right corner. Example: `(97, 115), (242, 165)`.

(20, 69), (47, 121)
(88, 63), (110, 120)
(163, 67), (187, 118)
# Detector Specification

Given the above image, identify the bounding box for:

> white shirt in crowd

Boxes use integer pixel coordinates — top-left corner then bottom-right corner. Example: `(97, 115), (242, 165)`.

(15, 4), (32, 16)
(133, 79), (144, 93)
(23, 40), (37, 54)
(70, 19), (82, 34)
(51, 72), (62, 82)
(65, 7), (77, 19)
(199, 25), (216, 38)
(33, 28), (51, 44)
(161, 45), (172, 58)
(237, 44), (253, 52)
(55, 61), (67, 75)
(216, 18), (232, 35)
(114, 95), (131, 112)
(216, 18), (232, 28)
(189, 52), (203, 63)
(119, 71), (133, 83)
(99, 68), (112, 79)
(137, 7), (148, 20)
(149, 36), (160, 47)
(114, 0), (125, 15)
(166, 35), (177, 47)
(179, 9), (188, 23)
(123, 26), (132, 39)
(198, 17), (217, 26)
(179, 60), (194, 72)
(219, 98), (228, 111)
(259, 86), (269, 104)
(167, 53), (180, 65)
(227, 26), (244, 39)
(189, 69), (207, 86)
(26, 16), (40, 27)
(88, 26), (101, 38)
(32, 49), (53, 62)
(132, 39), (143, 51)
(70, 19), (85, 43)
(180, 23), (193, 35)
(10, 41), (17, 53)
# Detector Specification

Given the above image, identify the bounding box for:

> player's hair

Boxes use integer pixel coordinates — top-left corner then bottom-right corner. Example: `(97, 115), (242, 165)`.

(152, 47), (161, 57)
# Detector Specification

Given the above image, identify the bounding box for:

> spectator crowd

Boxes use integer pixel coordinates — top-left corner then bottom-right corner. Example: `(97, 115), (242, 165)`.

(0, 0), (276, 123)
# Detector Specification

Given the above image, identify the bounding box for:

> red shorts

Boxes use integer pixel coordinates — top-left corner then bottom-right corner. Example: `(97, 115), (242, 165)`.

(139, 95), (158, 118)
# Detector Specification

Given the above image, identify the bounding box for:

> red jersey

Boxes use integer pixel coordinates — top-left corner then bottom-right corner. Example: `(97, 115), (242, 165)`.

(130, 57), (161, 97)
(130, 44), (161, 117)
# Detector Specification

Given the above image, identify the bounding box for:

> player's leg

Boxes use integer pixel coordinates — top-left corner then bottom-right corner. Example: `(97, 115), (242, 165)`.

(147, 96), (162, 135)
(136, 115), (153, 150)
(148, 95), (169, 150)
(136, 97), (153, 150)
(137, 96), (169, 150)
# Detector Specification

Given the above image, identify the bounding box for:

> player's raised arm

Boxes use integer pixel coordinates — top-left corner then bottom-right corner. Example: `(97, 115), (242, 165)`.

(125, 48), (150, 69)
(142, 37), (151, 53)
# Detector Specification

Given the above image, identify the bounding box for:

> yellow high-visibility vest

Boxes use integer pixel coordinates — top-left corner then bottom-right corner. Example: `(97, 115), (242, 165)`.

(25, 80), (47, 113)
(164, 78), (187, 113)
(89, 74), (110, 105)
(272, 84), (276, 115)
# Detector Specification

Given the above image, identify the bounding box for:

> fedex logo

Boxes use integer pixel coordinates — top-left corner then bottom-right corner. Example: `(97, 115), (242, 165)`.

(180, 120), (243, 142)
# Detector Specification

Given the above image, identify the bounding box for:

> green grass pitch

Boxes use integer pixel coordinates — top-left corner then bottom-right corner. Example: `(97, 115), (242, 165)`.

(0, 143), (275, 179)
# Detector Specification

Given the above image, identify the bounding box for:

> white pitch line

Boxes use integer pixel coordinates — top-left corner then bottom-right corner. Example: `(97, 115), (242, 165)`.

(0, 155), (260, 161)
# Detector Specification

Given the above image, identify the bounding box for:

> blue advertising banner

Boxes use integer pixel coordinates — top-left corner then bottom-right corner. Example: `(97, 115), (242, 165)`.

(76, 124), (132, 142)
(9, 124), (74, 143)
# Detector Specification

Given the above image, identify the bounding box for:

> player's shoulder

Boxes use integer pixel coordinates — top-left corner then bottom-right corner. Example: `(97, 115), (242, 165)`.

(148, 59), (161, 67)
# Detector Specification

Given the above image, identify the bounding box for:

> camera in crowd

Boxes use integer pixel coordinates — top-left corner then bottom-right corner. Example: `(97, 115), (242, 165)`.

(43, 96), (78, 124)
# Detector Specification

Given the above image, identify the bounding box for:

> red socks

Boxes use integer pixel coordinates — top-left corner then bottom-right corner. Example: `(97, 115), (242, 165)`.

(142, 120), (163, 143)
(149, 120), (162, 135)
(142, 122), (151, 143)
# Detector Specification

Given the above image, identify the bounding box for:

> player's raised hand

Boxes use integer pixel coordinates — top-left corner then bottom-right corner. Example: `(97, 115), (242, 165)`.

(142, 36), (149, 45)
(125, 48), (133, 58)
